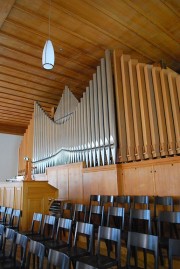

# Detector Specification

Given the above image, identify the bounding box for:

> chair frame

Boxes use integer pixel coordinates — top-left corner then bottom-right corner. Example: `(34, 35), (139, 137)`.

(126, 231), (159, 269)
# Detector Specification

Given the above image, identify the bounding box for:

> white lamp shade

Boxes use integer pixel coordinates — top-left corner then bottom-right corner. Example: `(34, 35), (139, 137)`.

(42, 40), (55, 69)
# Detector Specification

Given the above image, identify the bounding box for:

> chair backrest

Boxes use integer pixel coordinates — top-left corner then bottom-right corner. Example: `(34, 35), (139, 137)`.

(168, 238), (180, 269)
(154, 196), (173, 218)
(96, 226), (121, 267)
(2, 228), (16, 258)
(129, 208), (152, 234)
(133, 195), (149, 209)
(0, 224), (4, 250)
(100, 195), (114, 206)
(127, 231), (158, 269)
(73, 222), (94, 254)
(61, 202), (73, 219)
(0, 206), (6, 222)
(4, 207), (13, 225)
(88, 205), (104, 227)
(41, 215), (56, 239)
(107, 206), (125, 230)
(89, 195), (101, 208)
(158, 211), (180, 238)
(10, 209), (21, 231)
(25, 240), (45, 269)
(55, 217), (72, 246)
(30, 212), (43, 234)
(46, 248), (70, 269)
(73, 204), (87, 223)
(113, 195), (131, 213)
(13, 233), (28, 268)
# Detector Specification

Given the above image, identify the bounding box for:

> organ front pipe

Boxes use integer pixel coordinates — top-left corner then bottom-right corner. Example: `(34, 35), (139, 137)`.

(113, 49), (127, 163)
(86, 86), (92, 167)
(101, 57), (110, 165)
(105, 50), (117, 164)
(83, 91), (88, 167)
(152, 66), (168, 156)
(168, 72), (180, 154)
(89, 80), (96, 167)
(136, 63), (152, 159)
(128, 58), (143, 160)
(121, 54), (135, 161)
(97, 66), (105, 165)
(160, 69), (176, 155)
(93, 73), (100, 166)
(144, 65), (160, 158)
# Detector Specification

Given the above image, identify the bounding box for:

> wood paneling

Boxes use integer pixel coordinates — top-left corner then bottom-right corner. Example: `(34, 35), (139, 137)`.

(0, 181), (58, 231)
(0, 0), (179, 135)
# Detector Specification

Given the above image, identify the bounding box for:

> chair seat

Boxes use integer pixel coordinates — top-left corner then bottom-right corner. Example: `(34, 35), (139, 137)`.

(28, 234), (52, 242)
(44, 239), (68, 250)
(61, 246), (90, 259)
(79, 254), (118, 269)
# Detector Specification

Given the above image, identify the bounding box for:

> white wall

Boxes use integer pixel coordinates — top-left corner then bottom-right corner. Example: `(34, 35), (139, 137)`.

(0, 133), (22, 180)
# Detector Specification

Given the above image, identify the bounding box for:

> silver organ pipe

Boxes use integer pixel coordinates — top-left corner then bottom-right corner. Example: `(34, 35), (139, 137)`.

(32, 51), (117, 173)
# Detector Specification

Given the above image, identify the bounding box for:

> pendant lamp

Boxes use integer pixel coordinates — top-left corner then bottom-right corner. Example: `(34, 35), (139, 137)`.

(42, 0), (55, 69)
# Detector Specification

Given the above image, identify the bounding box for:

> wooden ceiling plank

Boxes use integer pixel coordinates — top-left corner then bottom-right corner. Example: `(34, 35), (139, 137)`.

(126, 0), (180, 42)
(0, 0), (16, 27)
(51, 0), (178, 65)
(0, 66), (65, 92)
(86, 0), (179, 61)
(0, 84), (60, 105)
(0, 50), (87, 87)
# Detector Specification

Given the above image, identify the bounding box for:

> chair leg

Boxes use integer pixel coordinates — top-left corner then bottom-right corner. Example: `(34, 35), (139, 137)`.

(159, 246), (164, 266)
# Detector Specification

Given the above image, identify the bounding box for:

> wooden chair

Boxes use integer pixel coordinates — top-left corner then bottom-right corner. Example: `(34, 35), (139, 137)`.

(129, 208), (152, 234)
(22, 212), (43, 236)
(126, 231), (158, 269)
(2, 208), (13, 226)
(106, 206), (125, 254)
(0, 228), (16, 261)
(77, 226), (121, 269)
(0, 207), (6, 224)
(168, 238), (180, 269)
(0, 224), (5, 252)
(58, 221), (94, 269)
(158, 211), (180, 266)
(61, 203), (73, 219)
(133, 195), (149, 209)
(46, 249), (70, 269)
(28, 215), (56, 242)
(153, 196), (173, 235)
(44, 217), (72, 254)
(88, 205), (104, 253)
(5, 209), (21, 231)
(0, 232), (28, 269)
(25, 240), (45, 269)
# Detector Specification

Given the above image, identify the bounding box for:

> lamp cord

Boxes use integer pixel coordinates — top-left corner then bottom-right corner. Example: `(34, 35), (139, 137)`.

(48, 0), (51, 40)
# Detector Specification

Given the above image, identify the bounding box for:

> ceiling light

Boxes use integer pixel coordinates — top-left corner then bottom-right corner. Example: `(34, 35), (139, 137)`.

(42, 0), (55, 69)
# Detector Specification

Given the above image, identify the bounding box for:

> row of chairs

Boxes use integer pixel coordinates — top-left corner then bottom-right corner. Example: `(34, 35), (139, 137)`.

(0, 206), (21, 231)
(19, 218), (180, 269)
(20, 208), (180, 268)
(0, 225), (70, 269)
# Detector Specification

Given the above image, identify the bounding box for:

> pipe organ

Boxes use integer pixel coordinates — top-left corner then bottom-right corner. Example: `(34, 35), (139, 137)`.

(18, 49), (179, 175)
(113, 49), (179, 163)
(32, 50), (117, 173)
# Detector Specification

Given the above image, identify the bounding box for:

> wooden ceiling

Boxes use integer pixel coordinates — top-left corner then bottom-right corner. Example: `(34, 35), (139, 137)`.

(0, 0), (179, 135)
